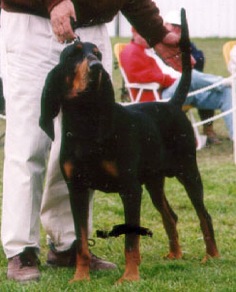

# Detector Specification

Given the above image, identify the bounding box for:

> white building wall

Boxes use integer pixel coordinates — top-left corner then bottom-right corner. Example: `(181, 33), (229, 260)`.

(107, 0), (236, 38)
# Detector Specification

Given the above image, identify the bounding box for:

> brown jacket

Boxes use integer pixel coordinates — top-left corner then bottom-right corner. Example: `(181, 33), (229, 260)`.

(1, 0), (168, 46)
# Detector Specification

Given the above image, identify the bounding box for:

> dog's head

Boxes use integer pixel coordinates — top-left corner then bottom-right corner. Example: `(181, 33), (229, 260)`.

(39, 40), (114, 140)
(59, 40), (104, 96)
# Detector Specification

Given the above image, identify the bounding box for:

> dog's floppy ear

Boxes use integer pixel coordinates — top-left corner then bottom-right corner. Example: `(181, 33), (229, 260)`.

(39, 65), (63, 140)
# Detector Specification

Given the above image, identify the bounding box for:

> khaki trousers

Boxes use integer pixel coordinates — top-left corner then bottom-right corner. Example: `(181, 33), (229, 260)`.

(1, 10), (112, 257)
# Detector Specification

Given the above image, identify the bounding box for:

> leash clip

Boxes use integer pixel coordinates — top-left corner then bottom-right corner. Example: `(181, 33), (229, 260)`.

(64, 35), (81, 45)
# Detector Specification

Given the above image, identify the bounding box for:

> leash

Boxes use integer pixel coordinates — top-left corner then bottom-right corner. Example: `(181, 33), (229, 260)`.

(96, 224), (153, 238)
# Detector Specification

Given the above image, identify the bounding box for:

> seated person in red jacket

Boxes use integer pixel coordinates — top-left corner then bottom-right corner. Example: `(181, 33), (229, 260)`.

(120, 28), (233, 140)
(120, 27), (176, 102)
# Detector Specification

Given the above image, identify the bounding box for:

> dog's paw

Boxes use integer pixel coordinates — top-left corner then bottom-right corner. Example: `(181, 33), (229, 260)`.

(69, 269), (90, 283)
(115, 273), (140, 285)
(201, 252), (220, 264)
(164, 251), (183, 260)
(69, 276), (90, 283)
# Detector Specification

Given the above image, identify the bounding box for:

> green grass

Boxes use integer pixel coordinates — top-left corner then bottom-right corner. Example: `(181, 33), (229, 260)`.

(0, 37), (236, 291)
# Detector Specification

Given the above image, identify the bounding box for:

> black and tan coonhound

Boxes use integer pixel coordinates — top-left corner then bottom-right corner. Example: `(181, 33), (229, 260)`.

(40, 9), (219, 283)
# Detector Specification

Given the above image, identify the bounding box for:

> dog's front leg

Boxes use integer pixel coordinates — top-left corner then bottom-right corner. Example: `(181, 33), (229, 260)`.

(117, 183), (142, 283)
(68, 185), (91, 282)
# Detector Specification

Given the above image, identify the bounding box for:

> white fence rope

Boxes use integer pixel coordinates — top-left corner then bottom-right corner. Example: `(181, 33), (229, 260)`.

(192, 108), (235, 127)
(187, 72), (236, 161)
(187, 76), (233, 97)
(186, 73), (236, 127)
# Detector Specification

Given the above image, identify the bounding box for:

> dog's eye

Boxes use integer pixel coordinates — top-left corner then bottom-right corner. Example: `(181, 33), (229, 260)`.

(93, 49), (99, 56)
(93, 48), (102, 60)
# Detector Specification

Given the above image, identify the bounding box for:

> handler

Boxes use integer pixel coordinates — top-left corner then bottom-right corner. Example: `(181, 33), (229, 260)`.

(1, 0), (181, 282)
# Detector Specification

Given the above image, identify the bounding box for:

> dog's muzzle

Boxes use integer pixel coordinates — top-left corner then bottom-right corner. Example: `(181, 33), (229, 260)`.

(89, 60), (102, 68)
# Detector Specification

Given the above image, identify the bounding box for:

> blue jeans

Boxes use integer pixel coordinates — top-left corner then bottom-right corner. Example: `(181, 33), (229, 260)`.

(162, 70), (233, 138)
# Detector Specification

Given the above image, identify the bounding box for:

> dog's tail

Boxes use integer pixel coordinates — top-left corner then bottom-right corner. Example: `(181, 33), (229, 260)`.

(170, 8), (192, 108)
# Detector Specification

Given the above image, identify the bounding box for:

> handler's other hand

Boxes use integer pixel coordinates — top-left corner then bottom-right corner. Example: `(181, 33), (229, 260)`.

(50, 0), (77, 43)
(154, 32), (195, 72)
(162, 31), (180, 46)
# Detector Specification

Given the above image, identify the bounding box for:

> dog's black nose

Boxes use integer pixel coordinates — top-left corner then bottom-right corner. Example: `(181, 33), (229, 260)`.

(89, 60), (102, 68)
(87, 53), (102, 68)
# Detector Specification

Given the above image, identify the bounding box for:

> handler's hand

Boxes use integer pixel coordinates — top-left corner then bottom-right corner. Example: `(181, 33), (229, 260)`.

(50, 0), (77, 43)
(154, 32), (195, 72)
(162, 31), (180, 46)
(154, 32), (182, 71)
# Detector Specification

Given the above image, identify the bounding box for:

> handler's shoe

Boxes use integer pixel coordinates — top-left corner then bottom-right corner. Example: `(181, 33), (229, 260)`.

(89, 253), (117, 271)
(47, 243), (117, 271)
(7, 248), (40, 282)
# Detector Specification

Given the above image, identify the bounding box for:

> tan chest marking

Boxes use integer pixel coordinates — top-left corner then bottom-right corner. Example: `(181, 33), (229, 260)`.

(101, 160), (119, 177)
(63, 160), (74, 179)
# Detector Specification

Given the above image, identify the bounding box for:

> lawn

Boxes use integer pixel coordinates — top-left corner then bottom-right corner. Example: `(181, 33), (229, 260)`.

(0, 37), (236, 291)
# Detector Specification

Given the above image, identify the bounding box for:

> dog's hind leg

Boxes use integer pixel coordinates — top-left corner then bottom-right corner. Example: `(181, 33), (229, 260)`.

(117, 181), (142, 283)
(176, 169), (220, 261)
(145, 177), (182, 259)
